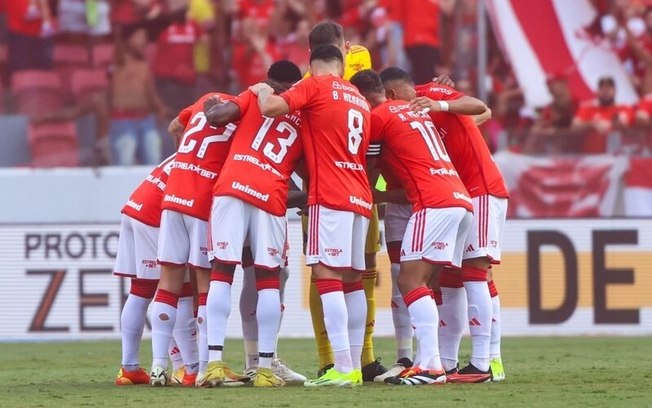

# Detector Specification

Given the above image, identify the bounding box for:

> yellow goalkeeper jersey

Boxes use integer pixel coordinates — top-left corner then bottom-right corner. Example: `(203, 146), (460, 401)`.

(304, 44), (372, 80)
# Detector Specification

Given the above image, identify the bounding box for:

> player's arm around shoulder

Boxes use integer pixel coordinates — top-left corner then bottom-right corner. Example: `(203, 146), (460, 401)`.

(410, 94), (487, 116)
(250, 82), (290, 117)
(204, 95), (242, 127)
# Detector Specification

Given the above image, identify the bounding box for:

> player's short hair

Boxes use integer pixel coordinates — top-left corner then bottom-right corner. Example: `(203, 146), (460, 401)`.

(267, 60), (302, 85)
(310, 44), (344, 65)
(263, 79), (289, 94)
(349, 70), (384, 96)
(309, 21), (345, 50)
(380, 67), (414, 85)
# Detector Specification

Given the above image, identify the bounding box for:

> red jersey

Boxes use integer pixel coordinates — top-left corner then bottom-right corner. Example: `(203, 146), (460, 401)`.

(370, 100), (473, 213)
(122, 154), (176, 227)
(213, 90), (303, 216)
(153, 21), (202, 85)
(163, 93), (237, 221)
(280, 75), (373, 217)
(415, 83), (509, 198)
(574, 100), (634, 154)
(401, 0), (440, 47)
(6, 0), (44, 37)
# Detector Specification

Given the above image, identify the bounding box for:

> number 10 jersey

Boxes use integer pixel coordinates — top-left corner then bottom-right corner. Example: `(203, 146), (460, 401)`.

(163, 92), (237, 221)
(212, 90), (303, 216)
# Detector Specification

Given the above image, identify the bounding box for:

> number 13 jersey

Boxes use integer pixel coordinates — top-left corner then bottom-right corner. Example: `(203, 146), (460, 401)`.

(370, 99), (473, 213)
(163, 92), (237, 221)
(280, 75), (373, 218)
(213, 90), (303, 216)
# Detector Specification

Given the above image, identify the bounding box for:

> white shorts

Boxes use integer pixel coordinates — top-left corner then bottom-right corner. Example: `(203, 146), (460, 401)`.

(384, 203), (412, 243)
(463, 195), (508, 263)
(209, 196), (286, 270)
(401, 207), (473, 268)
(306, 205), (369, 272)
(157, 209), (211, 269)
(113, 214), (160, 280)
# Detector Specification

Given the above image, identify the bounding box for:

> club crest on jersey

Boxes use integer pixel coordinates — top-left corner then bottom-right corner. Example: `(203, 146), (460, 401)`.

(215, 241), (229, 250)
(431, 241), (449, 250)
(267, 247), (280, 257)
(325, 248), (343, 257)
(200, 246), (208, 255)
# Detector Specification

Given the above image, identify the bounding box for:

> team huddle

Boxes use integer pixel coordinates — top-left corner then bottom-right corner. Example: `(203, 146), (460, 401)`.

(113, 21), (508, 388)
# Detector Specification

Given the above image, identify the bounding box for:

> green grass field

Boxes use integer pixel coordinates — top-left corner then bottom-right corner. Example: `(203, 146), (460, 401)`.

(1, 337), (650, 408)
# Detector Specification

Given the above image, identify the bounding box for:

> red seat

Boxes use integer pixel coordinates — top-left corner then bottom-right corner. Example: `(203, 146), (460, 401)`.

(28, 120), (79, 167)
(71, 68), (109, 101)
(11, 70), (64, 115)
(92, 43), (115, 67)
(53, 44), (90, 67)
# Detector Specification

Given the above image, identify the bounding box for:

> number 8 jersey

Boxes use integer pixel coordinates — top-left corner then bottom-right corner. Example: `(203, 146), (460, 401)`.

(212, 90), (303, 216)
(163, 92), (237, 221)
(280, 75), (373, 218)
(370, 99), (474, 213)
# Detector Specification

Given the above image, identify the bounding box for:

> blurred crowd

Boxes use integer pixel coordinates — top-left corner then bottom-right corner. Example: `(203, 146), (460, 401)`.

(1, 0), (652, 167)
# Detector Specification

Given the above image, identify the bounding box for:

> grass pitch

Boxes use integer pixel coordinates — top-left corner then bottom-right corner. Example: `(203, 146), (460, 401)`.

(1, 337), (650, 408)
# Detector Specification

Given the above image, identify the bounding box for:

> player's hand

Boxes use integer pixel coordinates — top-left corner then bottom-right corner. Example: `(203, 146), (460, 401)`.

(432, 74), (455, 88)
(249, 82), (274, 96)
(203, 95), (222, 113)
(409, 96), (438, 114)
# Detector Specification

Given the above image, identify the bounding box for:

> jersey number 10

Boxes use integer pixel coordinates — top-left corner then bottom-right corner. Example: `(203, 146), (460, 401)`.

(410, 120), (451, 163)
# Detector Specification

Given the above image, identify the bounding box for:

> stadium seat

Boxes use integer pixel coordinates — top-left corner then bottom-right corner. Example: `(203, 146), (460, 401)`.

(91, 43), (115, 68)
(28, 120), (79, 167)
(53, 44), (90, 67)
(10, 70), (64, 115)
(0, 115), (31, 166)
(70, 68), (109, 101)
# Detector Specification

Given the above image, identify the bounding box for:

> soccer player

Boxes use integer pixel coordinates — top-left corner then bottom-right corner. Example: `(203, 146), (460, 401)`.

(149, 92), (248, 387)
(304, 20), (386, 381)
(204, 62), (307, 385)
(195, 60), (304, 388)
(369, 168), (414, 381)
(114, 153), (199, 385)
(251, 44), (373, 387)
(390, 68), (509, 382)
(350, 69), (474, 385)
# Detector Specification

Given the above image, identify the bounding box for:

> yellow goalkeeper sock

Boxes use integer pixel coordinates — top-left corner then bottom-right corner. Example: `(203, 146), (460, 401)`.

(309, 279), (333, 369)
(361, 267), (377, 367)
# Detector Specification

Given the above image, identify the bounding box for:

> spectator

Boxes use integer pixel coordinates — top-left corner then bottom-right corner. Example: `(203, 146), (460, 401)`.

(379, 0), (408, 70)
(231, 0), (277, 88)
(57, 0), (112, 40)
(4, 0), (55, 75)
(526, 75), (580, 154)
(572, 76), (634, 154)
(188, 0), (216, 91)
(152, 10), (203, 114)
(630, 92), (652, 155)
(401, 0), (454, 84)
(109, 28), (168, 165)
(278, 18), (311, 73)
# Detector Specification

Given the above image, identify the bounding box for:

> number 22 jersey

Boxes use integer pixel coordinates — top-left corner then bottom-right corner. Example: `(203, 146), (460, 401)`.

(163, 92), (237, 221)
